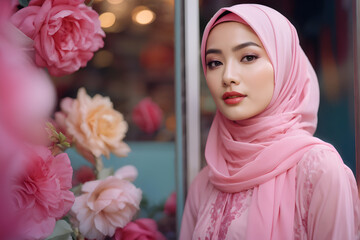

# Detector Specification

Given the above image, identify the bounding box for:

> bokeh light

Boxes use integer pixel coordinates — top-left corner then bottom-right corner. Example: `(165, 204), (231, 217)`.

(99, 12), (116, 28)
(132, 6), (156, 25)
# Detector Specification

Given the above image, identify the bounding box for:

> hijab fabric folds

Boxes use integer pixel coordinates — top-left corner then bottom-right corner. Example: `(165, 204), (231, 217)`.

(202, 4), (335, 239)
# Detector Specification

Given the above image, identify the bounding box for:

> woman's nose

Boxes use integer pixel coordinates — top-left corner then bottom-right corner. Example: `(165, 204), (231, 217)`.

(222, 60), (240, 86)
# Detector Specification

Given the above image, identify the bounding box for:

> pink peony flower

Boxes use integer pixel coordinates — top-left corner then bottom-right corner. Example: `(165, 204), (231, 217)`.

(0, 125), (26, 239)
(11, 0), (105, 76)
(164, 192), (176, 216)
(55, 88), (130, 162)
(71, 175), (142, 239)
(114, 218), (166, 240)
(13, 146), (75, 240)
(132, 98), (163, 134)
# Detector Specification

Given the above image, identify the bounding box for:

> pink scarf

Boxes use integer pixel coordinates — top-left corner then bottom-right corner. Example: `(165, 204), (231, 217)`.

(201, 4), (335, 239)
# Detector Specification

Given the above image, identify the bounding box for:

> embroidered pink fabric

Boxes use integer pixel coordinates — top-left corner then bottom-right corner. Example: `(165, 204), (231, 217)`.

(180, 146), (360, 239)
(180, 3), (360, 240)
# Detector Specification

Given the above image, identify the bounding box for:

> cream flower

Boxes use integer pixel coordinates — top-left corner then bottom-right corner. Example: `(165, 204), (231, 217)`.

(56, 88), (130, 159)
(71, 175), (142, 239)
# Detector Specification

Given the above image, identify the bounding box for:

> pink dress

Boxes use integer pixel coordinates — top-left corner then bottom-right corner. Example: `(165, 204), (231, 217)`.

(180, 145), (360, 240)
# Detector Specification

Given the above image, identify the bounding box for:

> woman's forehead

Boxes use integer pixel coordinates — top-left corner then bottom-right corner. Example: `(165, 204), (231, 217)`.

(206, 22), (264, 50)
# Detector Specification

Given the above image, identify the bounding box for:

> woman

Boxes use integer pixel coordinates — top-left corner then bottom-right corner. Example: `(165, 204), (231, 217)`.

(180, 4), (360, 240)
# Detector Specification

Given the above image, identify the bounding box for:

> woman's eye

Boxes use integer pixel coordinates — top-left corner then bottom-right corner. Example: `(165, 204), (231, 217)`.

(207, 60), (222, 69)
(241, 55), (258, 62)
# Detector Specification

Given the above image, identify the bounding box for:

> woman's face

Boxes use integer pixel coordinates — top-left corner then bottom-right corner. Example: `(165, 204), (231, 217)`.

(205, 21), (274, 121)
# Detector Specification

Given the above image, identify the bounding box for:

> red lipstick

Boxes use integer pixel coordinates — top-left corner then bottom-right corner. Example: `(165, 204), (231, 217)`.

(222, 91), (246, 105)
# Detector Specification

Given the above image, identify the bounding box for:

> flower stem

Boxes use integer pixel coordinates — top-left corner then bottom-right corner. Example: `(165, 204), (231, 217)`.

(95, 156), (103, 177)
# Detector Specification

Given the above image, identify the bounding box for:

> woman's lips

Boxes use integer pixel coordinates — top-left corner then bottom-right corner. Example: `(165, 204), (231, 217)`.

(222, 91), (246, 105)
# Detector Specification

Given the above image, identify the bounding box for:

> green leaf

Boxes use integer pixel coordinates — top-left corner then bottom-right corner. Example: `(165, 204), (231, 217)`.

(52, 129), (60, 138)
(58, 132), (67, 142)
(45, 220), (73, 240)
(18, 0), (31, 7)
(45, 122), (61, 138)
(46, 122), (58, 136)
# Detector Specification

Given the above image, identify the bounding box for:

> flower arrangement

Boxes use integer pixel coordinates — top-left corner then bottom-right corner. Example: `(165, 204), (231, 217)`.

(50, 88), (147, 239)
(45, 87), (172, 240)
(0, 0), (175, 239)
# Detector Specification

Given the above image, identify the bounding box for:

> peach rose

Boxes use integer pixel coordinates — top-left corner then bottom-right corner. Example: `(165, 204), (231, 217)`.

(55, 88), (130, 161)
(71, 175), (142, 239)
(11, 0), (105, 76)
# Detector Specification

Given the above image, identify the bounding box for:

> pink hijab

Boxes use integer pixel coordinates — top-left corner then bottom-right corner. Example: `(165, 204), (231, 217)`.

(202, 4), (336, 239)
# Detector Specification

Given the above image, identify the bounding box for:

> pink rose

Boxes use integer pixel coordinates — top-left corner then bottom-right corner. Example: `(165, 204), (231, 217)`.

(29, 0), (84, 6)
(114, 165), (138, 182)
(13, 146), (75, 239)
(71, 175), (142, 239)
(132, 98), (163, 134)
(114, 218), (166, 240)
(55, 88), (130, 162)
(164, 192), (176, 216)
(11, 0), (105, 76)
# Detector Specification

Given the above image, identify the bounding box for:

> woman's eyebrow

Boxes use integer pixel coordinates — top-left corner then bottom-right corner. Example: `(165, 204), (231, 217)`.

(205, 49), (221, 57)
(205, 42), (261, 57)
(232, 42), (261, 51)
